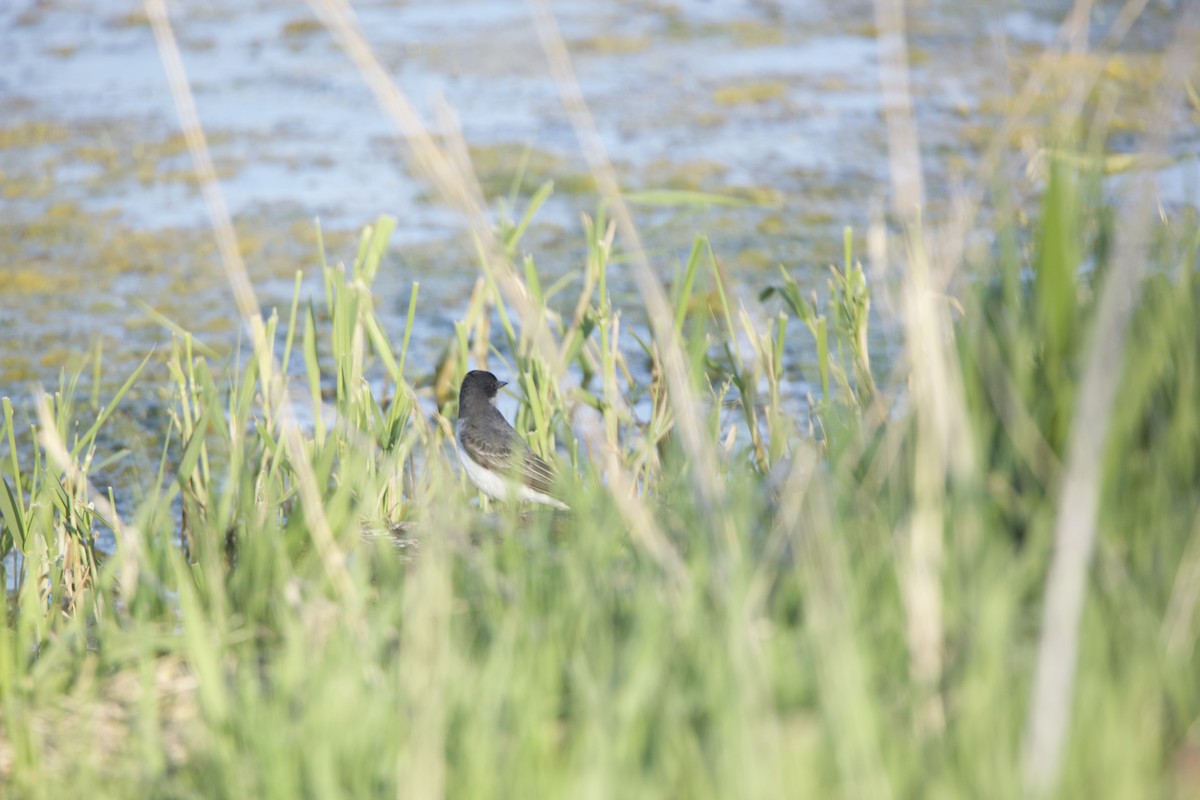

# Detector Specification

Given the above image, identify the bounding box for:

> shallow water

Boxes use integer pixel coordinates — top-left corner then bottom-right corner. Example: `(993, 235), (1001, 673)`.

(1, 0), (1197, 490)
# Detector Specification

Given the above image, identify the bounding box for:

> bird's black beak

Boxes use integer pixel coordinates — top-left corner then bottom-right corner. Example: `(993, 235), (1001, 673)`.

(497, 381), (508, 389)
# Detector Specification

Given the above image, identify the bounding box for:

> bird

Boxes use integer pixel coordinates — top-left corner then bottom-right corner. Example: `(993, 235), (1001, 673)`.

(455, 370), (569, 510)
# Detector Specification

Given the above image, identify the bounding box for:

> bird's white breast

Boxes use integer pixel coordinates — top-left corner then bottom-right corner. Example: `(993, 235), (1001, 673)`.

(456, 433), (512, 501)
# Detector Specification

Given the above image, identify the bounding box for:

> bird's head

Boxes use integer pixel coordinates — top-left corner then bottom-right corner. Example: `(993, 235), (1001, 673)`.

(460, 370), (507, 408)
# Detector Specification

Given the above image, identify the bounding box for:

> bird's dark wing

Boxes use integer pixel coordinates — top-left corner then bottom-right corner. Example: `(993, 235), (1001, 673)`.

(458, 424), (514, 472)
(515, 448), (559, 497)
(459, 425), (560, 497)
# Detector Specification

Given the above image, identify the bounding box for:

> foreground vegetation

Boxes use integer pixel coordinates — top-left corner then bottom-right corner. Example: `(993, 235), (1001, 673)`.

(1, 152), (1199, 797)
(2, 1), (1199, 793)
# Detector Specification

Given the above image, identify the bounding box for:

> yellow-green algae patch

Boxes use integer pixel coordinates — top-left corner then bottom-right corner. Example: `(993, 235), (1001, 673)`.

(0, 203), (369, 392)
(713, 82), (789, 106)
(734, 247), (775, 270)
(0, 168), (55, 200)
(0, 118), (244, 205)
(467, 143), (601, 198)
(570, 35), (651, 55)
(726, 20), (786, 47)
(282, 18), (324, 39)
(725, 185), (786, 207)
(756, 214), (789, 237)
(107, 10), (150, 29)
(0, 356), (38, 384)
(0, 121), (69, 149)
(642, 159), (730, 192)
(1, 265), (62, 295)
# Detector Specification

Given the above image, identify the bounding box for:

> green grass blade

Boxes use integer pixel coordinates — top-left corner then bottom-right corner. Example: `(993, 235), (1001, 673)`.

(71, 350), (154, 459)
(673, 235), (705, 337)
(398, 282), (419, 379)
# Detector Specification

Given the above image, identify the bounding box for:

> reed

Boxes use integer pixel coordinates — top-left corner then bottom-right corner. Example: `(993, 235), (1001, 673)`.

(1, 1), (1198, 797)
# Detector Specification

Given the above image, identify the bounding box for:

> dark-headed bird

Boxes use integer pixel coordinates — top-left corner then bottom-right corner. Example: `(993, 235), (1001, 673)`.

(455, 370), (568, 510)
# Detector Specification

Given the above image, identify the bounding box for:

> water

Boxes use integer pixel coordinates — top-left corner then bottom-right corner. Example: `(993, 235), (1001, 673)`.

(0, 0), (1196, 510)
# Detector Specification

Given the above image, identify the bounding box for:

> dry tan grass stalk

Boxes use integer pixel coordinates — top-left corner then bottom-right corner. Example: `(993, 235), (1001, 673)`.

(34, 395), (133, 616)
(1022, 3), (1200, 792)
(1162, 506), (1200, 661)
(306, 0), (564, 375)
(930, 0), (1147, 278)
(875, 0), (955, 735)
(144, 0), (359, 613)
(602, 445), (688, 587)
(527, 0), (734, 545)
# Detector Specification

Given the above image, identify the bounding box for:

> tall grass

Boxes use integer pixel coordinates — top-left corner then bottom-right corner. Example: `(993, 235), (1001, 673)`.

(2, 1), (1199, 798)
(1, 167), (1197, 797)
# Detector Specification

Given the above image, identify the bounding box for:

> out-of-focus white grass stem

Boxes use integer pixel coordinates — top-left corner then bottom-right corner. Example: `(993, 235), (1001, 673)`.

(527, 0), (734, 552)
(144, 0), (359, 613)
(1022, 3), (1200, 793)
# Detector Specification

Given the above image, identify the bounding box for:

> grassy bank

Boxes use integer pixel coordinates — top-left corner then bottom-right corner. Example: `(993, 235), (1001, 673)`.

(1, 161), (1198, 797)
(3, 0), (1200, 795)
